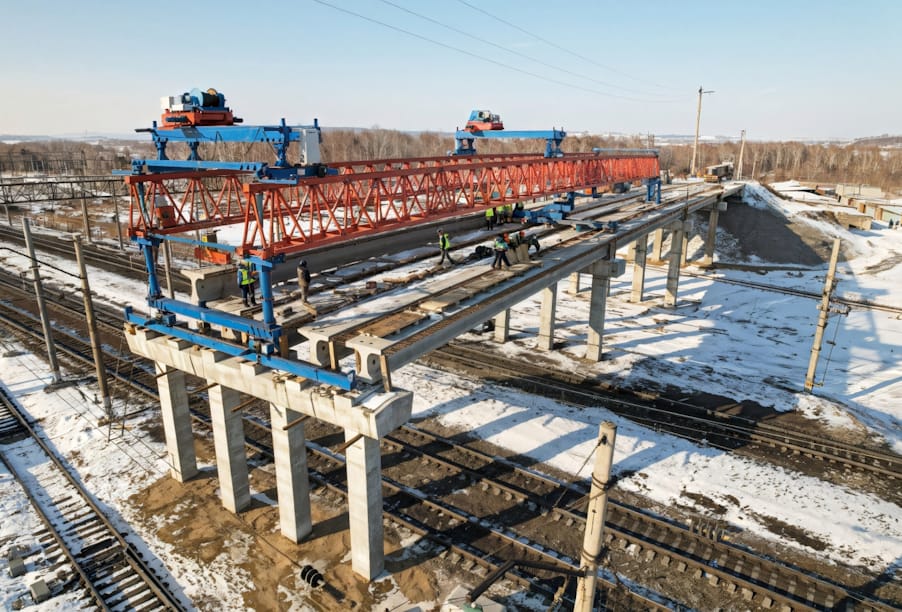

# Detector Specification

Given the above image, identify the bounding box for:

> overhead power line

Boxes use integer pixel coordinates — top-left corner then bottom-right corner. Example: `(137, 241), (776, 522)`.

(377, 0), (674, 99)
(455, 0), (681, 93)
(313, 0), (684, 104)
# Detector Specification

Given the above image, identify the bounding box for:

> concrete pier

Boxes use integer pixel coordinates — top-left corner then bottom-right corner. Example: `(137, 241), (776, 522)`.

(345, 431), (384, 579)
(494, 308), (510, 343)
(269, 403), (312, 542)
(208, 383), (250, 513)
(701, 201), (727, 267)
(665, 221), (687, 307)
(650, 228), (665, 263)
(126, 327), (412, 580)
(630, 234), (649, 303)
(537, 283), (558, 351)
(155, 364), (198, 482)
(585, 257), (625, 361)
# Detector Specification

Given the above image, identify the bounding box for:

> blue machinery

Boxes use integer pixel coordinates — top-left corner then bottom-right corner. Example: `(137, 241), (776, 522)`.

(453, 127), (567, 157)
(118, 94), (357, 390)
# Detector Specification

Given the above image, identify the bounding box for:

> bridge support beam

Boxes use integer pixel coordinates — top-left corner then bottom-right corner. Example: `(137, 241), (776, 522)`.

(568, 271), (581, 295)
(209, 383), (251, 513)
(269, 403), (312, 542)
(664, 221), (688, 307)
(650, 228), (665, 263)
(494, 309), (510, 343)
(700, 201), (727, 267)
(537, 283), (558, 351)
(630, 234), (649, 303)
(585, 256), (625, 362)
(345, 431), (384, 579)
(155, 364), (198, 482)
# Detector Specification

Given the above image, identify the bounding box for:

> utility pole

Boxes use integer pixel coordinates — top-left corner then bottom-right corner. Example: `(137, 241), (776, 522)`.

(690, 86), (714, 178)
(74, 236), (113, 420)
(736, 130), (746, 180)
(574, 421), (618, 612)
(23, 218), (62, 384)
(805, 238), (845, 392)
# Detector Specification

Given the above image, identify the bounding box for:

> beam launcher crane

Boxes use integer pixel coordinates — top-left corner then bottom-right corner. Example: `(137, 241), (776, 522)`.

(119, 99), (658, 389)
(453, 128), (567, 158)
(118, 119), (329, 182)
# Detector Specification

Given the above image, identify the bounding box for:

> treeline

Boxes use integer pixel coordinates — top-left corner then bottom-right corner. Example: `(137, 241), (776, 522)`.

(3, 130), (901, 192)
(0, 140), (144, 176)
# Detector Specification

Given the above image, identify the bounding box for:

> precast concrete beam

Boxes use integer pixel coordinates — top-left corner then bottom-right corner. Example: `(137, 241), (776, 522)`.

(125, 328), (412, 438)
(208, 384), (250, 513)
(269, 403), (312, 542)
(155, 364), (198, 482)
(537, 283), (557, 351)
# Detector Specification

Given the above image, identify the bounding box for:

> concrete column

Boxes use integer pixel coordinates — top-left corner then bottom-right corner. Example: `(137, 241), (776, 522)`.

(209, 385), (251, 513)
(345, 431), (384, 579)
(630, 234), (648, 303)
(585, 257), (624, 362)
(269, 403), (312, 542)
(664, 223), (686, 307)
(568, 271), (581, 295)
(680, 218), (691, 267)
(494, 309), (510, 343)
(700, 204), (723, 267)
(155, 364), (198, 482)
(586, 265), (611, 362)
(650, 228), (665, 262)
(537, 283), (557, 351)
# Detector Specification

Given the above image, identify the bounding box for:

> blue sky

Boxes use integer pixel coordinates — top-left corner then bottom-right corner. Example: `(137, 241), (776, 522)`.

(1, 0), (899, 140)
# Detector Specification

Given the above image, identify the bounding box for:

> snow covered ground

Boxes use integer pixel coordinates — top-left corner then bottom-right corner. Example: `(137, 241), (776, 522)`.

(0, 181), (900, 608)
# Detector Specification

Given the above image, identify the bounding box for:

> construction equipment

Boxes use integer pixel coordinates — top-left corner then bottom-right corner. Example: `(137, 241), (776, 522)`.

(455, 111), (566, 157)
(160, 88), (242, 128)
(703, 161), (734, 183)
(464, 110), (504, 132)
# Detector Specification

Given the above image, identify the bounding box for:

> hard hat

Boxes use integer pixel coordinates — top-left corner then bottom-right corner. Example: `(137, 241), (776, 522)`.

(437, 228), (443, 234)
(300, 259), (307, 267)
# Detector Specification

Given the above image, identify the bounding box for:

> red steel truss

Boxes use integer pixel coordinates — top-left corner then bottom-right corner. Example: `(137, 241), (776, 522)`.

(126, 152), (659, 258)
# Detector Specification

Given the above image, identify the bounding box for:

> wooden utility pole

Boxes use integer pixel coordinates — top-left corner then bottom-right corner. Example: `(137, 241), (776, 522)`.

(736, 130), (746, 180)
(74, 236), (113, 419)
(690, 86), (714, 177)
(22, 218), (62, 383)
(574, 421), (618, 612)
(805, 238), (842, 392)
(81, 196), (92, 244)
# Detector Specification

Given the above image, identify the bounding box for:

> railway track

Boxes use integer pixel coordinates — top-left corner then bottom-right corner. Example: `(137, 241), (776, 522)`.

(425, 344), (901, 488)
(0, 383), (186, 610)
(1, 267), (899, 609)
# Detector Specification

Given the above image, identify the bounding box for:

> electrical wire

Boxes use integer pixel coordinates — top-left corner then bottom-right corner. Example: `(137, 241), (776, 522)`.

(454, 0), (681, 93)
(376, 0), (679, 100)
(312, 0), (684, 104)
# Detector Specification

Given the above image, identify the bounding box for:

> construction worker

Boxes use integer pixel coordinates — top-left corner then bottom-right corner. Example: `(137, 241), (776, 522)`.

(485, 207), (495, 231)
(491, 234), (511, 269)
(437, 229), (456, 265)
(237, 261), (257, 306)
(297, 259), (311, 303)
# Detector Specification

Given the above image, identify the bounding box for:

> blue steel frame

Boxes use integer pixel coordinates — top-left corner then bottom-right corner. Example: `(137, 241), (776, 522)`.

(454, 129), (567, 157)
(124, 307), (356, 390)
(120, 118), (330, 181)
